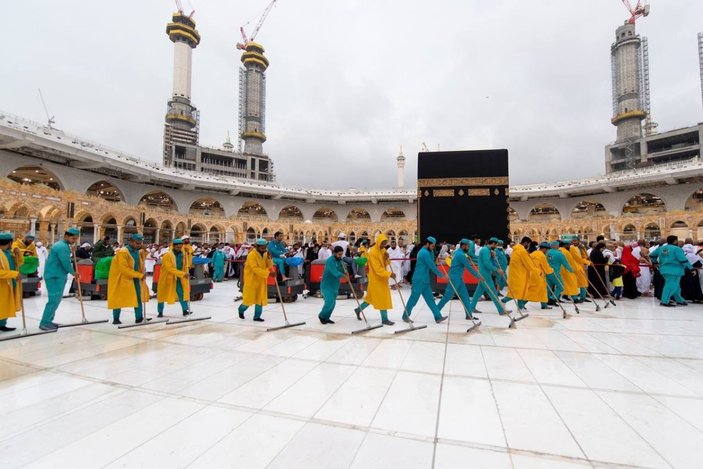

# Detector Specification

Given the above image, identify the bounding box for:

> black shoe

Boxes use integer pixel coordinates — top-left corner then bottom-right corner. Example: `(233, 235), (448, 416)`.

(465, 315), (474, 320)
(253, 317), (265, 322)
(582, 298), (592, 303)
(157, 314), (163, 318)
(0, 326), (17, 332)
(182, 310), (193, 317)
(541, 306), (553, 310)
(326, 319), (335, 324)
(660, 302), (675, 307)
(472, 309), (483, 315)
(135, 317), (152, 324)
(353, 307), (362, 321)
(676, 302), (689, 306)
(382, 320), (395, 326)
(39, 323), (58, 331)
(435, 316), (448, 324)
(112, 319), (122, 325)
(547, 300), (558, 306)
(239, 311), (245, 319)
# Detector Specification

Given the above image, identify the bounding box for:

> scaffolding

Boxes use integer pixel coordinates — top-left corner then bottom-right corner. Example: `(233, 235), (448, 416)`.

(641, 37), (657, 136)
(699, 32), (703, 111)
(238, 67), (246, 153)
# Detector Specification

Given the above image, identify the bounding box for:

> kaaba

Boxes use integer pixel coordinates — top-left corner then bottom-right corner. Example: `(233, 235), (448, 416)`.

(417, 149), (510, 244)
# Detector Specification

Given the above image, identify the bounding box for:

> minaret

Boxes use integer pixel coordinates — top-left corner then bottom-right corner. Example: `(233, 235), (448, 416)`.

(611, 23), (646, 144)
(238, 43), (269, 156)
(163, 10), (201, 167)
(223, 131), (234, 152)
(396, 146), (406, 188)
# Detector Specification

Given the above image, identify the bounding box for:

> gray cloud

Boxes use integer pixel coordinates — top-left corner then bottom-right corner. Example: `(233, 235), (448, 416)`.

(2, 1), (702, 189)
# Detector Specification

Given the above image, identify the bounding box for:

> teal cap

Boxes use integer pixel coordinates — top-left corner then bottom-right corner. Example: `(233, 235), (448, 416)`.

(426, 236), (437, 244)
(256, 238), (267, 246)
(130, 233), (144, 241)
(497, 240), (504, 246)
(172, 238), (183, 245)
(550, 241), (560, 247)
(66, 227), (80, 236)
(25, 233), (35, 239)
(0, 232), (13, 241)
(489, 237), (501, 243)
(460, 238), (471, 246)
(539, 242), (551, 249)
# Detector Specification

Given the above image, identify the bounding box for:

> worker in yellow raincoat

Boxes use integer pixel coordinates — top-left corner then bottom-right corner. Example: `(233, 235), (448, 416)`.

(12, 232), (37, 259)
(0, 232), (21, 332)
(558, 243), (581, 301)
(502, 236), (542, 310)
(182, 235), (194, 272)
(353, 233), (395, 326)
(157, 238), (192, 318)
(569, 238), (591, 302)
(238, 238), (274, 322)
(529, 242), (554, 309)
(107, 233), (150, 325)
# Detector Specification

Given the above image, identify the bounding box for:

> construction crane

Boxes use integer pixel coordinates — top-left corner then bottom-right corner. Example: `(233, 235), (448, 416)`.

(237, 0), (278, 50)
(174, 0), (195, 18)
(621, 0), (650, 24)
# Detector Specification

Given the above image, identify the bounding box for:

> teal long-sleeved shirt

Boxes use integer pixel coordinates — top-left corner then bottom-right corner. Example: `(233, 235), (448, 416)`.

(412, 246), (444, 286)
(44, 239), (75, 279)
(321, 255), (346, 291)
(546, 248), (573, 275)
(448, 249), (479, 281)
(477, 246), (498, 277)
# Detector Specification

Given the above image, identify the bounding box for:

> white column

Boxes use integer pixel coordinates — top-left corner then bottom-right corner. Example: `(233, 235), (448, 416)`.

(30, 217), (37, 236)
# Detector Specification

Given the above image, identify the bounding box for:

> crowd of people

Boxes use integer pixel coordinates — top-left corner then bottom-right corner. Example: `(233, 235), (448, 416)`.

(0, 227), (699, 334)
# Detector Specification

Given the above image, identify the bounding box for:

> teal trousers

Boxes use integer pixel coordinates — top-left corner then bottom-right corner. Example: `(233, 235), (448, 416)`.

(40, 276), (68, 326)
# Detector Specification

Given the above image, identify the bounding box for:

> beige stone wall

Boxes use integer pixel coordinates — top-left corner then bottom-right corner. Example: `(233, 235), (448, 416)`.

(0, 180), (417, 245)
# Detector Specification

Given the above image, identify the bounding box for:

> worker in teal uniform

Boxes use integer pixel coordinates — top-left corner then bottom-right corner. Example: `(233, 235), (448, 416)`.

(437, 238), (480, 319)
(495, 240), (508, 290)
(546, 241), (574, 304)
(268, 231), (289, 281)
(401, 236), (447, 324)
(39, 228), (81, 331)
(211, 246), (226, 282)
(467, 238), (509, 315)
(40, 227), (80, 330)
(318, 246), (346, 324)
(651, 235), (693, 307)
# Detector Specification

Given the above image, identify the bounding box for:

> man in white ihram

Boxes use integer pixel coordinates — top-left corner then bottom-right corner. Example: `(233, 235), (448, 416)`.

(331, 233), (358, 277)
(387, 238), (405, 289)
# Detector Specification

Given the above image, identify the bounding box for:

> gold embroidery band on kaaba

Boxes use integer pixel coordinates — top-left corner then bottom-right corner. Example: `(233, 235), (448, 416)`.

(417, 177), (509, 188)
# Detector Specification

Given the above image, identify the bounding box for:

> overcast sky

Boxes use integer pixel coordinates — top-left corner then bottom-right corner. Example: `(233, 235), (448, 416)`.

(2, 1), (702, 189)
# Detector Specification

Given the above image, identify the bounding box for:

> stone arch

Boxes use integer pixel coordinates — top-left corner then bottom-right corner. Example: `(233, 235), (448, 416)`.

(238, 201), (268, 218)
(101, 215), (119, 240)
(622, 223), (637, 241)
(86, 180), (124, 202)
(75, 211), (94, 244)
(528, 203), (561, 222)
(8, 202), (35, 220)
(570, 201), (607, 220)
(381, 208), (406, 221)
(143, 218), (158, 244)
(123, 216), (138, 241)
(278, 205), (304, 221)
(138, 191), (178, 212)
(670, 220), (690, 239)
(313, 208), (338, 223)
(246, 227), (256, 242)
(685, 187), (703, 211)
(38, 204), (62, 222)
(175, 222), (187, 238)
(209, 225), (223, 244)
(622, 193), (666, 216)
(508, 206), (519, 223)
(189, 197), (225, 217)
(346, 208), (371, 221)
(643, 223), (661, 241)
(190, 223), (207, 243)
(386, 230), (396, 241)
(160, 220), (174, 244)
(6, 165), (63, 191)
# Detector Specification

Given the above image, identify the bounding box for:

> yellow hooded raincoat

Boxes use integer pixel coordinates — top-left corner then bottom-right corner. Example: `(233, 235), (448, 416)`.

(107, 247), (149, 309)
(0, 251), (21, 320)
(157, 249), (191, 304)
(365, 234), (393, 310)
(242, 248), (273, 306)
(559, 247), (580, 296)
(528, 250), (553, 303)
(507, 244), (542, 301)
(568, 245), (590, 288)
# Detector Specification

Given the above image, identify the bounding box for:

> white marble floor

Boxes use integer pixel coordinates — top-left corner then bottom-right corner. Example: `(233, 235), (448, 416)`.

(2, 280), (703, 468)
